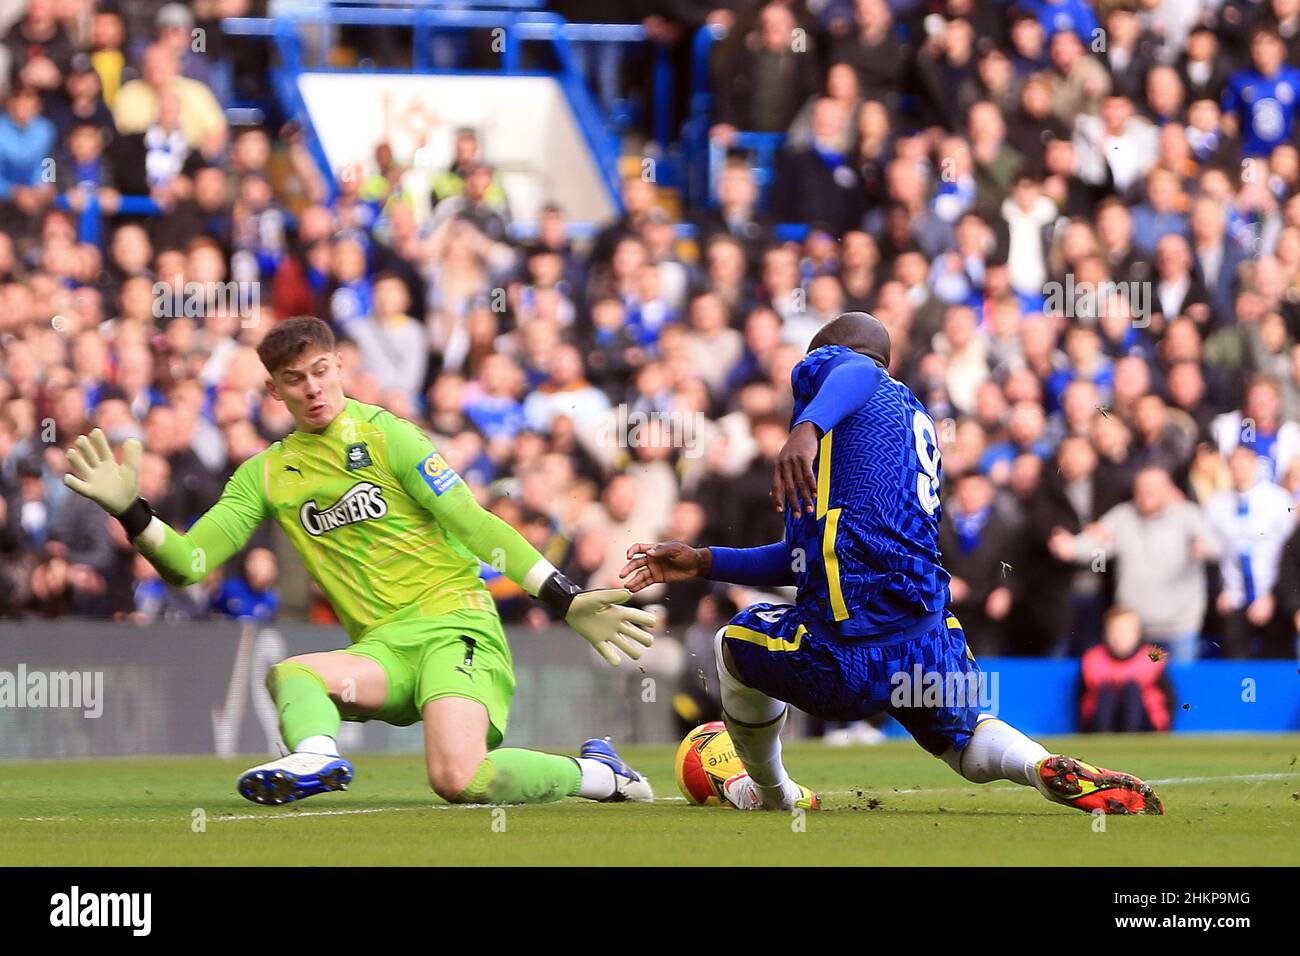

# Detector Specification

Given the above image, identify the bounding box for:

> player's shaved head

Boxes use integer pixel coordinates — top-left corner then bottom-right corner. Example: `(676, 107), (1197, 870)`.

(808, 311), (891, 367)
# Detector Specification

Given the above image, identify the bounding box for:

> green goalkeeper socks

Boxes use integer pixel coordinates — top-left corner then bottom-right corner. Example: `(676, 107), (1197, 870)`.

(450, 749), (582, 804)
(266, 661), (341, 751)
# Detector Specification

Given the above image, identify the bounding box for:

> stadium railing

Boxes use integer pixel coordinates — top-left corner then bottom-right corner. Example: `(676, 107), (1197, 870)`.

(223, 7), (675, 196)
(685, 23), (803, 241)
(685, 21), (724, 210)
(60, 8), (676, 242)
(56, 193), (162, 245)
(66, 15), (816, 246)
(712, 131), (788, 204)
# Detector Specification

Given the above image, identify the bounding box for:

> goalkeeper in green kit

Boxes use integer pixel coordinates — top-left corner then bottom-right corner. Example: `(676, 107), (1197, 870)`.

(63, 317), (657, 806)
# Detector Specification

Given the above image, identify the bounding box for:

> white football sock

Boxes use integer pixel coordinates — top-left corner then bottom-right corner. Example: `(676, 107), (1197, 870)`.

(295, 735), (340, 758)
(715, 628), (790, 807)
(942, 715), (1048, 786)
(574, 758), (616, 800)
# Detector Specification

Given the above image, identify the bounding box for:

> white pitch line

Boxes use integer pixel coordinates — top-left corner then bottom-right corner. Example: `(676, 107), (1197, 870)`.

(853, 771), (1300, 796)
(12, 772), (1296, 824)
(16, 807), (423, 824)
(1146, 772), (1298, 785)
(214, 807), (422, 821)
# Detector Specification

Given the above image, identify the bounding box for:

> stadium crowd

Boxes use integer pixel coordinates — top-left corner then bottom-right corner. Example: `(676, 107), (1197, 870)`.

(0, 0), (1299, 665)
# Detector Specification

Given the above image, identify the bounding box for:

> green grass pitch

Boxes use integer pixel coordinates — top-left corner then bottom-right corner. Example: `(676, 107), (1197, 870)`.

(2, 734), (1297, 866)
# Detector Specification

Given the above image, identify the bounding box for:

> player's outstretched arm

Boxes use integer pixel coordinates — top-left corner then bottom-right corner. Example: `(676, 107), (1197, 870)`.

(621, 539), (795, 591)
(419, 479), (656, 666)
(63, 428), (266, 587)
(383, 414), (655, 666)
(619, 540), (712, 591)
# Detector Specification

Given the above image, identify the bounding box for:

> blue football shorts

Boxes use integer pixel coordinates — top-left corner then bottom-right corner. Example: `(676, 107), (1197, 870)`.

(720, 602), (985, 755)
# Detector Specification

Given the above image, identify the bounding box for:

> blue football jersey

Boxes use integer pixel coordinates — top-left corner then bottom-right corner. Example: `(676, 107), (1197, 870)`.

(1224, 66), (1300, 156)
(787, 345), (951, 635)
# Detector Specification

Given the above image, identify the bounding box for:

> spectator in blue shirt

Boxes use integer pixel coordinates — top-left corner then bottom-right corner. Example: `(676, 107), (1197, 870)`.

(1223, 24), (1300, 158)
(0, 83), (57, 233)
(211, 547), (280, 622)
(979, 400), (1055, 484)
(1046, 324), (1115, 413)
(1029, 0), (1100, 43)
(326, 233), (373, 326)
(1008, 7), (1050, 78)
(58, 121), (122, 217)
(1130, 167), (1191, 256)
(465, 353), (527, 441)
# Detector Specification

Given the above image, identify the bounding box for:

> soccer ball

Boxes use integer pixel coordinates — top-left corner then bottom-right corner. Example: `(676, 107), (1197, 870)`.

(675, 721), (744, 805)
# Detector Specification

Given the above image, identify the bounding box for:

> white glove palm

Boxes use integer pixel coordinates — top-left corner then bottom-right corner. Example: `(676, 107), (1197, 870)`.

(63, 428), (141, 515)
(566, 588), (657, 667)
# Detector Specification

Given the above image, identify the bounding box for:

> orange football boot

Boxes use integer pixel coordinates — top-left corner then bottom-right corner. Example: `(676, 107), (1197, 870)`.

(1035, 755), (1164, 815)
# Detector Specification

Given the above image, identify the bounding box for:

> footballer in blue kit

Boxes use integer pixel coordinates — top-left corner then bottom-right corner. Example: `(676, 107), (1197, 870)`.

(622, 312), (1164, 815)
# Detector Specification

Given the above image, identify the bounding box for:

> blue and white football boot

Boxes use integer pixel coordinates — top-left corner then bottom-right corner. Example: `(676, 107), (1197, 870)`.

(580, 736), (654, 802)
(237, 752), (355, 806)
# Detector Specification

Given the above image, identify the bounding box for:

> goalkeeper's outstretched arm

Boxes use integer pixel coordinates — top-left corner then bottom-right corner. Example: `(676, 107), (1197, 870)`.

(63, 429), (266, 587)
(382, 413), (656, 666)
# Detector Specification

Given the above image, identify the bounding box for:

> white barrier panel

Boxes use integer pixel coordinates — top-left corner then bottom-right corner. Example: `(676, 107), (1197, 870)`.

(297, 72), (616, 225)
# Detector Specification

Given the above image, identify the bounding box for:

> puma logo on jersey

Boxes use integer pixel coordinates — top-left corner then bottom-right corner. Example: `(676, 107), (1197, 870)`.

(299, 482), (388, 536)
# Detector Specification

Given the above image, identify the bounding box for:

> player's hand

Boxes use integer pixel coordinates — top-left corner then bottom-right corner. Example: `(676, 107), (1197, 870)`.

(565, 588), (657, 667)
(63, 429), (141, 515)
(773, 420), (819, 515)
(620, 541), (709, 592)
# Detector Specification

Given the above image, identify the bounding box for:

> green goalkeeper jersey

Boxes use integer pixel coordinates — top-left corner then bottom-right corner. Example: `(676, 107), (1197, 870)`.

(139, 399), (544, 640)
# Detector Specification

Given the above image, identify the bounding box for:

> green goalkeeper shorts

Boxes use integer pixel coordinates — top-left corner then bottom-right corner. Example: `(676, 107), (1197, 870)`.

(337, 606), (515, 748)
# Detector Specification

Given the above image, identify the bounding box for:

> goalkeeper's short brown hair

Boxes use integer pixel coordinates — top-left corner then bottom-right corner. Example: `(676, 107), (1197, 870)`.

(257, 317), (336, 375)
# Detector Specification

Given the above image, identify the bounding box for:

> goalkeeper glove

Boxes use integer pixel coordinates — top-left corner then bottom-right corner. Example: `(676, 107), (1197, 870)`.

(538, 571), (656, 667)
(63, 428), (155, 537)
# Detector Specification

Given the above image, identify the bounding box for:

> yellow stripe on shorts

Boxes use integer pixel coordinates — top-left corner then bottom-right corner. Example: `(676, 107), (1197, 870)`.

(724, 623), (808, 653)
(946, 615), (976, 661)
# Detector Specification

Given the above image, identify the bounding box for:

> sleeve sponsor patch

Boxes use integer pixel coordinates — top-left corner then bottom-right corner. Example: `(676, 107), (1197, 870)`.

(418, 453), (462, 496)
